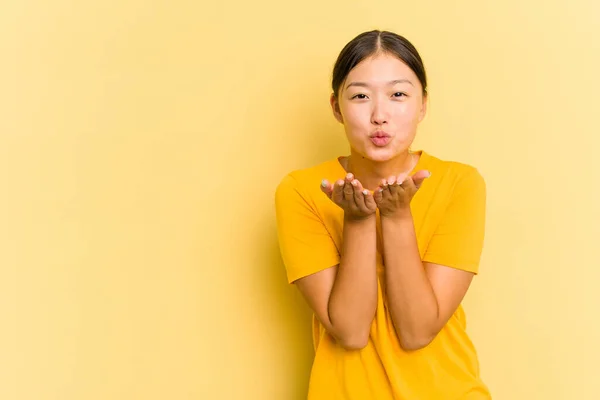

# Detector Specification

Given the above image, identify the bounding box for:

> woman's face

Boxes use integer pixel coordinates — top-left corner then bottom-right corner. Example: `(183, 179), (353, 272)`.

(331, 52), (427, 163)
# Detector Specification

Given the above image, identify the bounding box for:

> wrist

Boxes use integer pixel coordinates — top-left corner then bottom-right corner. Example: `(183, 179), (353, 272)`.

(380, 208), (412, 222)
(344, 212), (376, 224)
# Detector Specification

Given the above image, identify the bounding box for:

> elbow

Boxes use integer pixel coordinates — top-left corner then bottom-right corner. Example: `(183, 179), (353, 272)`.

(399, 333), (435, 351)
(328, 315), (371, 351)
(337, 332), (369, 351)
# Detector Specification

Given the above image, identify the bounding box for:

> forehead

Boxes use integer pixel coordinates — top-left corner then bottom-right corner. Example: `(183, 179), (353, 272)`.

(346, 53), (417, 83)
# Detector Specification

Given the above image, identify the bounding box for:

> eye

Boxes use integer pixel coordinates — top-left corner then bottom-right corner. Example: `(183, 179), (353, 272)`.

(351, 94), (368, 99)
(393, 92), (407, 98)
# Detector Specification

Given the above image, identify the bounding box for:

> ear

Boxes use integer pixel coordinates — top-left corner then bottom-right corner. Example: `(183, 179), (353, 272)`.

(418, 92), (428, 122)
(330, 93), (344, 124)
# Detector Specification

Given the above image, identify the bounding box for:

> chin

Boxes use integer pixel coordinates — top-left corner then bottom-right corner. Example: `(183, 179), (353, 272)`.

(360, 148), (398, 163)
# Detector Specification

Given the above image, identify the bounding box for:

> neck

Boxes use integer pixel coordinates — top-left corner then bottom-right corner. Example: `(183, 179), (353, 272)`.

(345, 150), (415, 191)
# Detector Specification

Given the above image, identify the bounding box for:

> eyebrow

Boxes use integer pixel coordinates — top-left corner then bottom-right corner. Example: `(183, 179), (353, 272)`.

(346, 79), (414, 89)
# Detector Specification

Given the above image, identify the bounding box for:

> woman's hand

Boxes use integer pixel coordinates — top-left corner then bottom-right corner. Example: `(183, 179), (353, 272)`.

(374, 170), (431, 219)
(321, 173), (377, 220)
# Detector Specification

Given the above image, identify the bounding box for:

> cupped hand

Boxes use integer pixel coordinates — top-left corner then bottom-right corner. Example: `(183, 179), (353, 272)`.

(374, 170), (431, 219)
(320, 173), (377, 220)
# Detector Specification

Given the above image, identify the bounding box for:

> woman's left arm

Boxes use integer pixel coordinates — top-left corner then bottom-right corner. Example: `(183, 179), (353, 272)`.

(381, 210), (475, 351)
(375, 168), (486, 352)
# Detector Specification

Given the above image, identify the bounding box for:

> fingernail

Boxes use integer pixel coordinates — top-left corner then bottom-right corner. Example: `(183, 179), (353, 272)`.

(362, 189), (369, 195)
(346, 173), (353, 180)
(337, 180), (344, 186)
(351, 180), (358, 186)
(378, 188), (384, 193)
(321, 179), (328, 187)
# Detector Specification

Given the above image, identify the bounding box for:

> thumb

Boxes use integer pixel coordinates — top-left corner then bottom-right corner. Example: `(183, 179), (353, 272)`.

(412, 170), (431, 189)
(320, 179), (334, 198)
(373, 186), (384, 204)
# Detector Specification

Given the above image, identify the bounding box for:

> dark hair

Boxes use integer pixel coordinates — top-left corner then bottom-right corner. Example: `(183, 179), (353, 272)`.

(331, 30), (427, 98)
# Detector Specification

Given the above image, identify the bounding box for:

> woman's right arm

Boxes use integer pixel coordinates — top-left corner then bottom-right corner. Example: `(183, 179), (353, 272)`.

(295, 213), (378, 350)
(294, 174), (379, 350)
(276, 173), (378, 350)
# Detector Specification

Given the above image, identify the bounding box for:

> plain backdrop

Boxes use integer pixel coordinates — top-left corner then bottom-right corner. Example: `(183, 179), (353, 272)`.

(1, 1), (599, 399)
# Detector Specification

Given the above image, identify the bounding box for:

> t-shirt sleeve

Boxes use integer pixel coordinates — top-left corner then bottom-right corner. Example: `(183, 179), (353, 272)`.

(274, 174), (340, 284)
(422, 168), (487, 274)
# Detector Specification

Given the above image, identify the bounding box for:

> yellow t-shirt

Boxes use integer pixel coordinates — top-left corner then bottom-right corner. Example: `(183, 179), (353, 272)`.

(274, 150), (490, 400)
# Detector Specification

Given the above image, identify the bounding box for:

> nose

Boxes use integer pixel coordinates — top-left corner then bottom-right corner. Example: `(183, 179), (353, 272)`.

(371, 98), (389, 125)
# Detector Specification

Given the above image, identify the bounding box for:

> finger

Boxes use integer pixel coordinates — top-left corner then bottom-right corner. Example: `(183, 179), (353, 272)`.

(343, 175), (354, 201)
(354, 180), (373, 212)
(412, 170), (431, 189)
(364, 188), (377, 210)
(374, 186), (384, 204)
(390, 174), (406, 198)
(380, 178), (389, 193)
(403, 177), (417, 193)
(396, 173), (409, 186)
(404, 171), (427, 193)
(320, 179), (333, 198)
(387, 175), (399, 196)
(332, 179), (345, 204)
(382, 180), (393, 202)
(352, 179), (364, 207)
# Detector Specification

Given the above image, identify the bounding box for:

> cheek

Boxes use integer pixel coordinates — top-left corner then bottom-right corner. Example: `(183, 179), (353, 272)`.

(341, 104), (369, 128)
(393, 102), (421, 124)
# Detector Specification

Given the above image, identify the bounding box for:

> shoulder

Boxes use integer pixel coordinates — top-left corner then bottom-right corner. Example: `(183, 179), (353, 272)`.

(422, 151), (483, 180)
(274, 158), (341, 207)
(421, 151), (485, 194)
(275, 158), (340, 196)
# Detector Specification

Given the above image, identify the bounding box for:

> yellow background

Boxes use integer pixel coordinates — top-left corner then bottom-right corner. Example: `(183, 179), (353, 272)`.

(1, 1), (598, 399)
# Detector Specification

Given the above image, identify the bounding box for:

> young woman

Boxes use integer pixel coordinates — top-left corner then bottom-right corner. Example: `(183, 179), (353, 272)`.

(275, 30), (490, 399)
